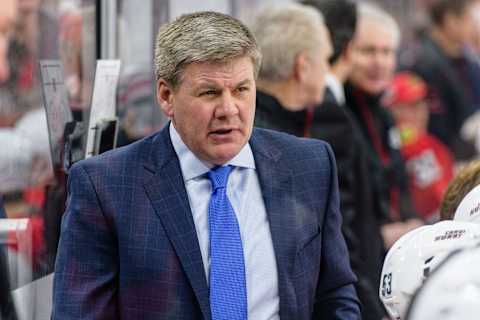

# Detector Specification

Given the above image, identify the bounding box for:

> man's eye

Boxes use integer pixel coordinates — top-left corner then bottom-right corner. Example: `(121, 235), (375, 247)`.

(237, 86), (249, 93)
(358, 47), (376, 55)
(200, 90), (217, 96)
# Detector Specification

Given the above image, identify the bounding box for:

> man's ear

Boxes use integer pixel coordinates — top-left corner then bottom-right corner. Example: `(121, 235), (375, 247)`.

(294, 52), (309, 83)
(157, 79), (174, 118)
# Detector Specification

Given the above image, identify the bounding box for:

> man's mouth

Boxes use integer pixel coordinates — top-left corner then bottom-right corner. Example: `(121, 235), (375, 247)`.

(367, 72), (386, 81)
(211, 128), (234, 135)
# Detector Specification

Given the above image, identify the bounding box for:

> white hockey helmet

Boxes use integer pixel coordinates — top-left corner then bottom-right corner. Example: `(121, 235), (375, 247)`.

(406, 245), (480, 320)
(379, 221), (480, 320)
(454, 184), (480, 223)
(379, 225), (429, 320)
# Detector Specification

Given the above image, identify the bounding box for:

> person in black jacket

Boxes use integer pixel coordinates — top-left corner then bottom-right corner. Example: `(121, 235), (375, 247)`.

(252, 4), (332, 133)
(302, 1), (388, 319)
(251, 3), (383, 318)
(400, 0), (478, 160)
(346, 2), (423, 251)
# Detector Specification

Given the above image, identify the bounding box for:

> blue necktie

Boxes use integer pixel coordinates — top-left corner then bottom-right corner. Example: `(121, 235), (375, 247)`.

(208, 165), (248, 320)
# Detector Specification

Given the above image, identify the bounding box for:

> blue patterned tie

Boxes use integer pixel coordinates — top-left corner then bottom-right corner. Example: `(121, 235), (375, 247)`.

(208, 165), (248, 320)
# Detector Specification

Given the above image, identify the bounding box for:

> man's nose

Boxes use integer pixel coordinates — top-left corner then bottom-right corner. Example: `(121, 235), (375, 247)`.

(216, 92), (239, 117)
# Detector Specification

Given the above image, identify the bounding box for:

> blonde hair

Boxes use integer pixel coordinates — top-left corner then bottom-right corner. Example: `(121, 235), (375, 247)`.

(154, 11), (262, 88)
(251, 3), (325, 81)
(358, 2), (401, 46)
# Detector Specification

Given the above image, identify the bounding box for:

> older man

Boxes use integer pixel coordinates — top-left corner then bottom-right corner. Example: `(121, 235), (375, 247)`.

(253, 4), (332, 133)
(252, 3), (388, 318)
(345, 3), (422, 249)
(52, 11), (360, 320)
(299, 1), (388, 319)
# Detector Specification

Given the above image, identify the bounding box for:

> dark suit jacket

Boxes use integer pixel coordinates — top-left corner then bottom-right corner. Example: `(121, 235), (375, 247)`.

(52, 125), (360, 319)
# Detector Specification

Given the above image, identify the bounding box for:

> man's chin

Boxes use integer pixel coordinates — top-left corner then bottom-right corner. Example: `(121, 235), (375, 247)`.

(363, 83), (388, 96)
(207, 145), (244, 166)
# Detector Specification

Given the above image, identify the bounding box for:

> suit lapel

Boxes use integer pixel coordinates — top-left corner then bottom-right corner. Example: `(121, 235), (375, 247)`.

(250, 129), (298, 318)
(143, 127), (211, 320)
(142, 127), (300, 319)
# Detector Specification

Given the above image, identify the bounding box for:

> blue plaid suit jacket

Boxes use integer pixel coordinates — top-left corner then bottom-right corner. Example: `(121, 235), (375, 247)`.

(52, 125), (360, 319)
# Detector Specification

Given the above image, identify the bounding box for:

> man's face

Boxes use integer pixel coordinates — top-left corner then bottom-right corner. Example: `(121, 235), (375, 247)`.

(452, 4), (477, 48)
(0, 0), (16, 83)
(302, 24), (333, 106)
(157, 56), (256, 165)
(349, 19), (397, 95)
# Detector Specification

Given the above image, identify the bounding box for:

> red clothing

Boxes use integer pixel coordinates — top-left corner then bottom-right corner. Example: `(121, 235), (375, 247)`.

(401, 133), (454, 220)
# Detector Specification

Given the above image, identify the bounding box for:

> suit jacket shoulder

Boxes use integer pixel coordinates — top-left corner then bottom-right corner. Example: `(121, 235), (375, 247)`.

(250, 127), (333, 166)
(73, 130), (158, 177)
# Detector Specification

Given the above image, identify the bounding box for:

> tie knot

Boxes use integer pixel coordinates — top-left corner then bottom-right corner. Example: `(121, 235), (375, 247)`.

(208, 165), (233, 190)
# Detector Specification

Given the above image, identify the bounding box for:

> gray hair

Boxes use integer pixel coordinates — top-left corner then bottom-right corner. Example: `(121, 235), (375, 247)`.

(251, 3), (325, 82)
(358, 2), (401, 46)
(154, 11), (262, 88)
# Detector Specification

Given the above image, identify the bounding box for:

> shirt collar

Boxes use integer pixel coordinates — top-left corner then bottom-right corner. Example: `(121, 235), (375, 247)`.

(169, 122), (256, 181)
(325, 73), (345, 105)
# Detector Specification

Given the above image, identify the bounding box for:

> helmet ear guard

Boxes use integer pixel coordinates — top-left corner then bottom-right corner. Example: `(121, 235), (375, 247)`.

(379, 221), (480, 320)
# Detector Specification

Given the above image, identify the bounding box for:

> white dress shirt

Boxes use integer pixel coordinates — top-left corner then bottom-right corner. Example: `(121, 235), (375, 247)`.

(325, 72), (346, 105)
(169, 123), (280, 319)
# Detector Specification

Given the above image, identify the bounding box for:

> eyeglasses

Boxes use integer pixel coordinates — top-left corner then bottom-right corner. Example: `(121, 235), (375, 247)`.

(354, 45), (396, 57)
